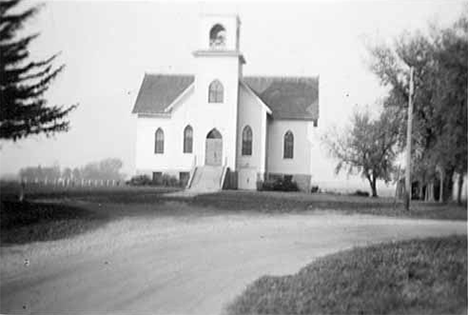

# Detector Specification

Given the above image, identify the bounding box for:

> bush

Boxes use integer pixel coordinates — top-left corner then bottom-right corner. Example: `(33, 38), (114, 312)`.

(256, 180), (264, 191)
(260, 177), (299, 192)
(351, 190), (370, 197)
(310, 185), (319, 193)
(161, 174), (180, 187)
(126, 174), (181, 187)
(258, 179), (273, 191)
(126, 175), (152, 186)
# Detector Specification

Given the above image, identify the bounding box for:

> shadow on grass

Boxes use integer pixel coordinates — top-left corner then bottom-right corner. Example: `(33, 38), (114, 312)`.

(0, 181), (180, 204)
(0, 200), (109, 245)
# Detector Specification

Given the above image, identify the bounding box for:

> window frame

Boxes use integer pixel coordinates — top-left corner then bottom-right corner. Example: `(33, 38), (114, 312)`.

(242, 125), (253, 156)
(155, 128), (164, 154)
(183, 125), (193, 153)
(208, 80), (224, 103)
(283, 130), (294, 159)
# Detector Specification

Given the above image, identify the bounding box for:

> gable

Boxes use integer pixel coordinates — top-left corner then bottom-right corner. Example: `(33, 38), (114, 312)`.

(132, 74), (194, 115)
(239, 81), (272, 115)
(243, 76), (319, 121)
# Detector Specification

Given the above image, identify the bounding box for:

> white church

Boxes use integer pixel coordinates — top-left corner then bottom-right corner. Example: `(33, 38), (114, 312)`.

(132, 14), (320, 191)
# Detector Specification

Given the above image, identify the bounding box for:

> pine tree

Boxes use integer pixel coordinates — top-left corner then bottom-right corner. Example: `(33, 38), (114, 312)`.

(0, 0), (76, 141)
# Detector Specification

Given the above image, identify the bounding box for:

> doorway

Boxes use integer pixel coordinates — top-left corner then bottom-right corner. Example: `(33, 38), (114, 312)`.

(205, 129), (222, 166)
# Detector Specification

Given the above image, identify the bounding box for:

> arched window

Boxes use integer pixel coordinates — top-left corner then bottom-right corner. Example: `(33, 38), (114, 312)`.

(242, 126), (252, 156)
(284, 130), (294, 159)
(183, 125), (193, 153)
(208, 80), (224, 103)
(210, 24), (226, 48)
(155, 128), (164, 154)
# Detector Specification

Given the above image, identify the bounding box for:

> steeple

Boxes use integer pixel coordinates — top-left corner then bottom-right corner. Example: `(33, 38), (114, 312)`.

(193, 14), (245, 64)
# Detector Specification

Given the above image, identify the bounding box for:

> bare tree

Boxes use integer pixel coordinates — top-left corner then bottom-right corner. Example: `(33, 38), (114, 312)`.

(323, 107), (401, 197)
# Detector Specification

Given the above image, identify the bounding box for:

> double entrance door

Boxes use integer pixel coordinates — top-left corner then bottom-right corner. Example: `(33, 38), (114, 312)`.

(205, 129), (222, 166)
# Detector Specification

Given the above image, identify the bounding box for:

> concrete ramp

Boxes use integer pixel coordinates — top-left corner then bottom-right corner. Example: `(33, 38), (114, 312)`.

(189, 166), (224, 193)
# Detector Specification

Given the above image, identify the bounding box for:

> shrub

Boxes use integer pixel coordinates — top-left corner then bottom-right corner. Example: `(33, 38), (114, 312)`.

(351, 190), (370, 197)
(161, 174), (180, 187)
(310, 185), (320, 193)
(256, 180), (264, 191)
(258, 179), (272, 191)
(261, 177), (299, 192)
(277, 177), (299, 192)
(126, 174), (181, 187)
(126, 175), (152, 186)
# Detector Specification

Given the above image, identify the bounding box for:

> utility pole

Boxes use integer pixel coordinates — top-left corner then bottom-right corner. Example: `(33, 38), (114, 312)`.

(405, 67), (414, 211)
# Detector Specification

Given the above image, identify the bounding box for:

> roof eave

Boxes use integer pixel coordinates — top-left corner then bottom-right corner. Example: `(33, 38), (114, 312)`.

(131, 74), (149, 114)
(272, 116), (318, 122)
(136, 112), (172, 118)
(240, 80), (272, 114)
(164, 84), (195, 113)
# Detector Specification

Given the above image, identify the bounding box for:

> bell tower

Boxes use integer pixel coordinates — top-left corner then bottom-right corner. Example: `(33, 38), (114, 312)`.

(193, 14), (245, 78)
(192, 14), (245, 170)
(194, 14), (244, 57)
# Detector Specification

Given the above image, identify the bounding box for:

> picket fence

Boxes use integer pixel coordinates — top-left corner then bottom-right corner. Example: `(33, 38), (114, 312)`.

(21, 178), (122, 187)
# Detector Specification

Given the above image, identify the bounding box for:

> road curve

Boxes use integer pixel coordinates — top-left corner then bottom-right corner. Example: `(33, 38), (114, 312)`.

(1, 212), (466, 315)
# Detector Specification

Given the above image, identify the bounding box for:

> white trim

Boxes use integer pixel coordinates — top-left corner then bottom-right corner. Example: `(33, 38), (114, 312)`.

(239, 81), (272, 114)
(137, 113), (171, 118)
(165, 84), (195, 113)
(192, 50), (246, 64)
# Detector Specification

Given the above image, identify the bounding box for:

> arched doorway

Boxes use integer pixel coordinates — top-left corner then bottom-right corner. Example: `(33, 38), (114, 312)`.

(205, 129), (222, 166)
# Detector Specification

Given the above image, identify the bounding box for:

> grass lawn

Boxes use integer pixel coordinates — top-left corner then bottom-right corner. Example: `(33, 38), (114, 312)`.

(226, 235), (467, 315)
(2, 182), (466, 221)
(184, 191), (467, 221)
(0, 181), (179, 203)
(0, 183), (465, 245)
(0, 200), (109, 245)
(0, 183), (178, 245)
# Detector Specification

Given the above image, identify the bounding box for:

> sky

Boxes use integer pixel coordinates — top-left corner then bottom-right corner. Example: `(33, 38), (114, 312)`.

(0, 0), (465, 191)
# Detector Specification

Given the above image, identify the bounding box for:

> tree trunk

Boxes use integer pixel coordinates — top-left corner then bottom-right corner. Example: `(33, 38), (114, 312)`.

(443, 168), (455, 202)
(369, 177), (378, 198)
(419, 179), (424, 201)
(19, 181), (25, 202)
(457, 174), (464, 205)
(424, 183), (429, 201)
(427, 182), (435, 202)
(439, 168), (444, 203)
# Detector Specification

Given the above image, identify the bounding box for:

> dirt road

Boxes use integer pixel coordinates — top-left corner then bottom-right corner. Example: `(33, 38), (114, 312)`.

(1, 212), (466, 314)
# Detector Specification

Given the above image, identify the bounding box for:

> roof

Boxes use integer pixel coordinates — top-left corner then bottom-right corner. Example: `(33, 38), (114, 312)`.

(132, 74), (319, 121)
(243, 76), (319, 121)
(132, 74), (194, 114)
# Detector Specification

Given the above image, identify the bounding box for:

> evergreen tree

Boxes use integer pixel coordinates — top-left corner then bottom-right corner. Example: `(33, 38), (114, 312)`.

(0, 0), (76, 141)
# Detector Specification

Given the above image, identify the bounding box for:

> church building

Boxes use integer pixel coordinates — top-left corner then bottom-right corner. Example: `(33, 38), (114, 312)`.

(132, 14), (319, 191)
